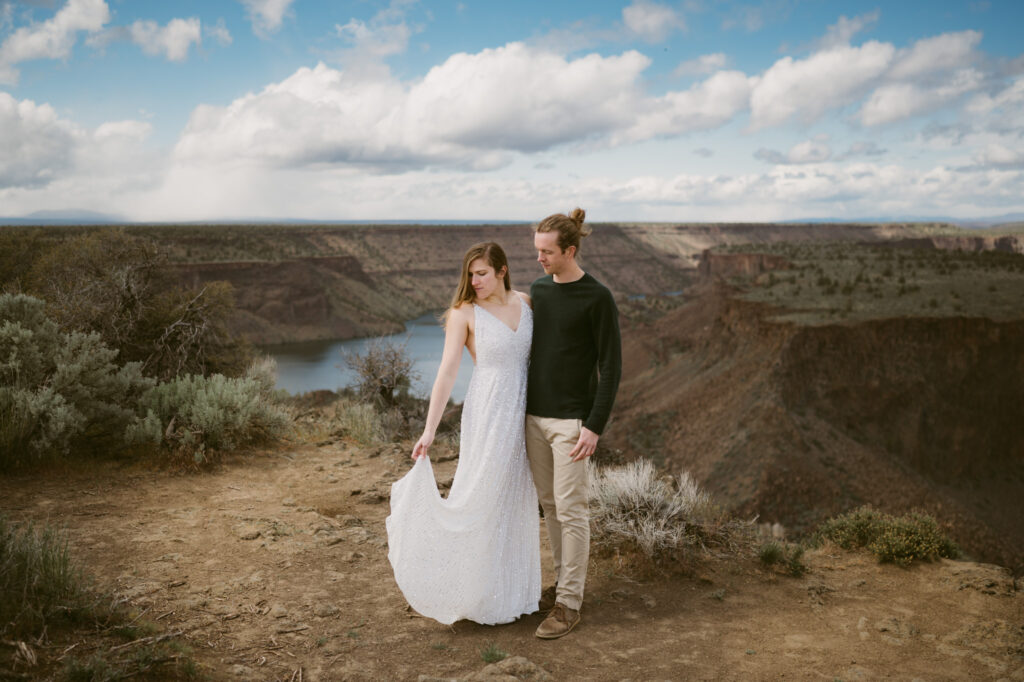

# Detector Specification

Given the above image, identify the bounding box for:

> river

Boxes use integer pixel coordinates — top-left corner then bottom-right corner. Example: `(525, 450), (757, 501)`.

(263, 313), (474, 402)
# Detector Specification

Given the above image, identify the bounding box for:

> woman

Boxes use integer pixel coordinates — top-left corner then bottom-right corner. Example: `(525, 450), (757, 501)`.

(385, 242), (541, 625)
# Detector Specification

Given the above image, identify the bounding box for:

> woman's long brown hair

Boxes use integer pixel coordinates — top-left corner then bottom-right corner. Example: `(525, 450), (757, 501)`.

(444, 242), (511, 321)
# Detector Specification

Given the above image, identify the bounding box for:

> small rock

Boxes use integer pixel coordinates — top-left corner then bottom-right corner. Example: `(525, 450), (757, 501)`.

(282, 498), (297, 507)
(314, 604), (340, 618)
(465, 656), (553, 681)
(343, 551), (366, 562)
(336, 515), (363, 527)
(315, 465), (325, 472)
(641, 594), (656, 609)
(230, 665), (253, 677)
(237, 526), (261, 541)
(154, 553), (183, 563)
(269, 604), (288, 618)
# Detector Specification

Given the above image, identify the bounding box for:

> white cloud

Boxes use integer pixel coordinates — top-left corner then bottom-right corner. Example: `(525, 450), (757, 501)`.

(337, 11), (411, 61)
(860, 68), (984, 126)
(0, 91), (80, 186)
(619, 70), (752, 143)
(755, 137), (832, 165)
(94, 119), (151, 141)
(0, 0), (109, 84)
(674, 52), (728, 77)
(817, 11), (879, 49)
(840, 141), (886, 158)
(239, 0), (294, 37)
(205, 18), (233, 47)
(975, 143), (1024, 168)
(622, 0), (685, 43)
(174, 45), (654, 171)
(129, 17), (201, 62)
(889, 30), (981, 80)
(967, 75), (1024, 116)
(749, 41), (895, 129)
(415, 45), (649, 152)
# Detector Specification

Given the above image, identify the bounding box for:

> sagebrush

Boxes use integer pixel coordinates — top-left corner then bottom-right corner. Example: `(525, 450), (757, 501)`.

(588, 459), (750, 566)
(0, 293), (153, 467)
(127, 357), (290, 466)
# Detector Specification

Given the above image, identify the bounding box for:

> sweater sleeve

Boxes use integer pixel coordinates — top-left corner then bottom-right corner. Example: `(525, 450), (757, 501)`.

(583, 289), (622, 435)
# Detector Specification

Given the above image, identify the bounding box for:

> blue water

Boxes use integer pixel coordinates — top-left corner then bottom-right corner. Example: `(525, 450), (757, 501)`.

(264, 314), (475, 402)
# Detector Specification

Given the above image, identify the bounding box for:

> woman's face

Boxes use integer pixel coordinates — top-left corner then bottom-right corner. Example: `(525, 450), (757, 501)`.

(469, 258), (504, 301)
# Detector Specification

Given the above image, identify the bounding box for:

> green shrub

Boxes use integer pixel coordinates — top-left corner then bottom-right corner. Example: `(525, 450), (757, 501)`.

(815, 506), (959, 565)
(480, 642), (508, 664)
(26, 229), (252, 381)
(128, 357), (290, 466)
(0, 294), (153, 467)
(759, 541), (807, 577)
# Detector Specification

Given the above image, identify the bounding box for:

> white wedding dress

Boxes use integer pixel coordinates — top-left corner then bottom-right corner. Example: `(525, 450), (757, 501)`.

(386, 299), (541, 625)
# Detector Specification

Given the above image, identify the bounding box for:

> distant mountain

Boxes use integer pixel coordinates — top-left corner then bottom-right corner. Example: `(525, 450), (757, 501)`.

(791, 212), (1024, 228)
(952, 212), (1024, 228)
(0, 210), (125, 225)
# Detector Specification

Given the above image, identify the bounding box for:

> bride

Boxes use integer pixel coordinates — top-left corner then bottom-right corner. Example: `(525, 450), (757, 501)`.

(386, 242), (541, 625)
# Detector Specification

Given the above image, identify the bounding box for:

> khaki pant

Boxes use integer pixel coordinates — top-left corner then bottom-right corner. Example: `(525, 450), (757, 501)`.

(525, 415), (589, 611)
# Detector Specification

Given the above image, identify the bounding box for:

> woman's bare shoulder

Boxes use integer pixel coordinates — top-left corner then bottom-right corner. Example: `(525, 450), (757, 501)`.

(447, 302), (474, 324)
(514, 290), (532, 308)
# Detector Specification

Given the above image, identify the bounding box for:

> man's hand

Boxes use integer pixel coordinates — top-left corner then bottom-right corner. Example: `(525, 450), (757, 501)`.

(568, 426), (599, 462)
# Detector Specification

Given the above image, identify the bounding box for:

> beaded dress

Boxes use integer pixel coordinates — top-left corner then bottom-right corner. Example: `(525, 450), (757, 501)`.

(386, 299), (541, 625)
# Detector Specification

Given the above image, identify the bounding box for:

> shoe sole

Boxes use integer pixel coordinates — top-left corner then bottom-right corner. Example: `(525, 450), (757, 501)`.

(535, 616), (580, 640)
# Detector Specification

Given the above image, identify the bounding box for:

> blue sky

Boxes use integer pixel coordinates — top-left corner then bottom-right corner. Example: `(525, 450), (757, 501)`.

(2, 0), (1023, 222)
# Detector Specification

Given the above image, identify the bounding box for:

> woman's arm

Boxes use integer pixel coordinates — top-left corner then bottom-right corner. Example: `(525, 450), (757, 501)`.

(411, 306), (470, 459)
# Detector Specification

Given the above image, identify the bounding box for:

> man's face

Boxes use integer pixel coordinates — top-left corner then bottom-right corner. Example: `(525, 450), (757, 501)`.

(534, 230), (573, 276)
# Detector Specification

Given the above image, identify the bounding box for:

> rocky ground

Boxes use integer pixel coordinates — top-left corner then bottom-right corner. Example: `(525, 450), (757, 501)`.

(2, 440), (1022, 681)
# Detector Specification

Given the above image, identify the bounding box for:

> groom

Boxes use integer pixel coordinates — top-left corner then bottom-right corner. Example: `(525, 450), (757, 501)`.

(525, 208), (621, 640)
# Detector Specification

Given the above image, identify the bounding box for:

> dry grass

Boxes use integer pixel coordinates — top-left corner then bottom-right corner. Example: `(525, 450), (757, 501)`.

(588, 459), (754, 574)
(0, 514), (200, 679)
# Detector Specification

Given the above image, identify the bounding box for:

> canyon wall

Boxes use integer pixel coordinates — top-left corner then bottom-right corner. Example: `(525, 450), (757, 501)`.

(607, 282), (1024, 572)
(159, 221), (965, 344)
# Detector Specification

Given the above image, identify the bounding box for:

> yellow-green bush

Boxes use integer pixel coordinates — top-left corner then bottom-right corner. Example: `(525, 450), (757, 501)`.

(815, 506), (959, 565)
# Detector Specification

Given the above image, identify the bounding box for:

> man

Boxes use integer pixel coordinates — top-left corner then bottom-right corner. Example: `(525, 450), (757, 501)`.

(526, 207), (622, 639)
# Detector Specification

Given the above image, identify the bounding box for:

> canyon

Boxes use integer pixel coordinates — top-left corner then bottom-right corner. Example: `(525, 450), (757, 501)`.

(156, 222), (1024, 571)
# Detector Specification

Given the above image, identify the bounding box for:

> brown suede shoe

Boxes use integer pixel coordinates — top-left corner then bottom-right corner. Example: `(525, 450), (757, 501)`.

(535, 602), (580, 639)
(537, 585), (557, 613)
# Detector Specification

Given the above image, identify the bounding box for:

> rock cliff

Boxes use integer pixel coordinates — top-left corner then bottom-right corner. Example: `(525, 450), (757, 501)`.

(608, 281), (1024, 573)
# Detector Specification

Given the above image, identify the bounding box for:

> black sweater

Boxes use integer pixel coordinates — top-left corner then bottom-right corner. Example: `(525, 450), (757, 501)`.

(526, 273), (621, 434)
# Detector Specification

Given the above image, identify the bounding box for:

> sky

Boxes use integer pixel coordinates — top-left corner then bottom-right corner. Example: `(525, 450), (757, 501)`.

(1, 0), (1023, 223)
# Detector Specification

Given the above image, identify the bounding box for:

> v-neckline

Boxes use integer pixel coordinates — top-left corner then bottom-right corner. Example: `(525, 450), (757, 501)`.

(475, 296), (522, 334)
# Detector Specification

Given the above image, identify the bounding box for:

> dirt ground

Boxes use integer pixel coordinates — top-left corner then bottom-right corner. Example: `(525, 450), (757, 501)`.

(2, 441), (1022, 681)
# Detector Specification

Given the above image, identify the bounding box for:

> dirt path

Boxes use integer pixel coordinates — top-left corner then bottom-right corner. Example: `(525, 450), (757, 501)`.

(2, 443), (1021, 681)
